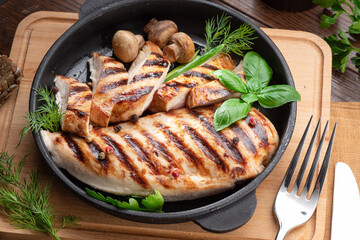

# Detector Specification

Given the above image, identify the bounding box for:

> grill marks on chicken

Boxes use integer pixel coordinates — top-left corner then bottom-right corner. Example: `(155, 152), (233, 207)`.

(187, 62), (246, 109)
(110, 41), (170, 124)
(89, 53), (129, 127)
(149, 54), (236, 113)
(55, 75), (92, 137)
(42, 106), (278, 201)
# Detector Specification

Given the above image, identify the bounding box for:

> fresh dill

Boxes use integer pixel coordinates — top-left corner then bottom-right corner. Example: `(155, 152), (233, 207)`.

(204, 13), (257, 56)
(0, 151), (81, 240)
(17, 86), (63, 148)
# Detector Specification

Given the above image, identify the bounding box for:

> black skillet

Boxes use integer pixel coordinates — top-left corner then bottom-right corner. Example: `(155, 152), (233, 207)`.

(30, 0), (297, 233)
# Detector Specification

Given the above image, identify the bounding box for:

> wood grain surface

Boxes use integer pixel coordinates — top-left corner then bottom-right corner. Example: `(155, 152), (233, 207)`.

(1, 0), (359, 102)
(0, 11), (332, 240)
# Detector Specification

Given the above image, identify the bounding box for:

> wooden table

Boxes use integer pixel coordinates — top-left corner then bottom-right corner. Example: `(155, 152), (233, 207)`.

(0, 1), (359, 240)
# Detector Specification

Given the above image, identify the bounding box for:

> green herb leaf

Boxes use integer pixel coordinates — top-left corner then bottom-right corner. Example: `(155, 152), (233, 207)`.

(86, 188), (164, 213)
(257, 85), (301, 108)
(0, 151), (80, 240)
(205, 13), (232, 52)
(320, 12), (344, 28)
(241, 93), (258, 104)
(204, 13), (256, 55)
(141, 190), (164, 212)
(323, 29), (359, 72)
(349, 20), (360, 33)
(313, 0), (336, 8)
(17, 86), (63, 148)
(214, 99), (251, 131)
(211, 69), (247, 93)
(243, 51), (273, 88)
(351, 53), (360, 71)
(246, 76), (262, 93)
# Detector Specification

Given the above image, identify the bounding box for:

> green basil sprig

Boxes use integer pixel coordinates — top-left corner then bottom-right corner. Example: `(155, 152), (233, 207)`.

(213, 51), (301, 131)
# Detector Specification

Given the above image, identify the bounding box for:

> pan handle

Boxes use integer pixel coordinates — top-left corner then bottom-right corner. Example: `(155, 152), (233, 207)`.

(192, 191), (257, 233)
(79, 0), (118, 19)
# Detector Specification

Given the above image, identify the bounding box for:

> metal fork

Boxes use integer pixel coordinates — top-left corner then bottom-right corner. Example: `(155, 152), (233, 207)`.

(274, 117), (337, 240)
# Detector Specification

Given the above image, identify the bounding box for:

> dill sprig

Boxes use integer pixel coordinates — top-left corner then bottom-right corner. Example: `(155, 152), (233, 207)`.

(204, 13), (257, 56)
(0, 151), (80, 240)
(17, 86), (63, 148)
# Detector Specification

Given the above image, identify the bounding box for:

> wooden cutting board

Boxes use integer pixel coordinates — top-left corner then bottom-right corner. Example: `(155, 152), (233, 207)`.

(0, 11), (331, 240)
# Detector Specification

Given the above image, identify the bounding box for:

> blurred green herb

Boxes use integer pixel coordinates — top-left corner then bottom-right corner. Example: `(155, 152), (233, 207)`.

(17, 86), (63, 148)
(86, 188), (164, 213)
(324, 29), (360, 72)
(0, 151), (80, 240)
(313, 0), (360, 72)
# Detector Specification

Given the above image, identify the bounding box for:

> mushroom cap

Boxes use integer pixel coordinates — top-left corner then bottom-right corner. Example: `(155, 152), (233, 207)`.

(148, 20), (178, 49)
(112, 30), (139, 63)
(163, 32), (195, 64)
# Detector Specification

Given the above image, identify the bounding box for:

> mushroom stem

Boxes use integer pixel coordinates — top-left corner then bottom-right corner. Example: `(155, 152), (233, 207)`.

(135, 34), (145, 49)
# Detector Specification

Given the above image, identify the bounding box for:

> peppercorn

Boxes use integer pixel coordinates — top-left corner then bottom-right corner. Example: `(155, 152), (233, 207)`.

(114, 124), (122, 132)
(232, 137), (239, 144)
(130, 114), (139, 122)
(98, 152), (106, 160)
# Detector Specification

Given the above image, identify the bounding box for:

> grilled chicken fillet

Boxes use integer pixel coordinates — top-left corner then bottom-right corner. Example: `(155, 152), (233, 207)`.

(89, 52), (129, 127)
(55, 75), (92, 137)
(187, 62), (246, 108)
(110, 41), (170, 124)
(149, 54), (236, 113)
(42, 106), (278, 201)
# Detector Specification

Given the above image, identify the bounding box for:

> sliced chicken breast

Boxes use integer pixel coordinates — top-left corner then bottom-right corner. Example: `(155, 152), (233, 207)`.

(187, 62), (246, 108)
(54, 75), (92, 137)
(42, 106), (278, 201)
(89, 53), (128, 127)
(148, 53), (236, 113)
(109, 41), (170, 124)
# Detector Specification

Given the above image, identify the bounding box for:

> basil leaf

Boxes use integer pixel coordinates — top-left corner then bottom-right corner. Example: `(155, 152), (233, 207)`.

(214, 99), (251, 131)
(257, 85), (301, 108)
(241, 93), (258, 104)
(212, 69), (247, 93)
(246, 76), (262, 93)
(243, 51), (273, 88)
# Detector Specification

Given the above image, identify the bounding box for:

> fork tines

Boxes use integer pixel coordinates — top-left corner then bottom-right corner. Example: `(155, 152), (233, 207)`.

(281, 116), (337, 198)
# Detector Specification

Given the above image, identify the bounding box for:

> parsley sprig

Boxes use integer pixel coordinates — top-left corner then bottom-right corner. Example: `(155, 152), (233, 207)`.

(314, 0), (360, 72)
(0, 151), (80, 240)
(324, 29), (360, 72)
(86, 188), (164, 213)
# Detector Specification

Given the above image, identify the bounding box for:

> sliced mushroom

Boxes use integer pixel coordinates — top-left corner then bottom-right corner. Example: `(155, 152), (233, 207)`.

(144, 19), (178, 48)
(112, 30), (145, 63)
(163, 32), (195, 64)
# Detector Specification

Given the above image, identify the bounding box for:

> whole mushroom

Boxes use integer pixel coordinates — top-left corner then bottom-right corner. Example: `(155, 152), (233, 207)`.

(144, 18), (178, 49)
(163, 32), (195, 64)
(112, 30), (145, 63)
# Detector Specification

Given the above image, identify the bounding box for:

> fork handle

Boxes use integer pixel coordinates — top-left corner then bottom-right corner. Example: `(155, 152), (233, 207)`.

(275, 224), (290, 240)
